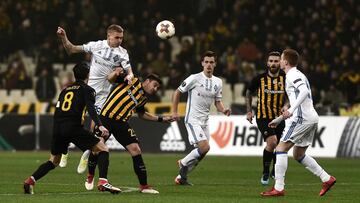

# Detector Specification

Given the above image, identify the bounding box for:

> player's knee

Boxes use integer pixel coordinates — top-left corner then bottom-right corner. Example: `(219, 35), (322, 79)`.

(93, 141), (109, 153)
(127, 144), (141, 156)
(199, 145), (210, 154)
(292, 151), (305, 160)
(50, 155), (61, 167)
(265, 136), (277, 149)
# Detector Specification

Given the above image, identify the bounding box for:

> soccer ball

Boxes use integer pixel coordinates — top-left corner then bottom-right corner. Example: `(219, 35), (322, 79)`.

(156, 20), (175, 39)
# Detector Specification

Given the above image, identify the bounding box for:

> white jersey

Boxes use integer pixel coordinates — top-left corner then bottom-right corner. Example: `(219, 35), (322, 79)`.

(286, 67), (318, 124)
(178, 72), (223, 125)
(83, 40), (131, 108)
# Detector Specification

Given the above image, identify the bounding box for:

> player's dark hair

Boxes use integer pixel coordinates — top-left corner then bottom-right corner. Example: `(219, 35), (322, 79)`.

(73, 62), (89, 81)
(282, 49), (299, 66)
(268, 51), (281, 58)
(201, 50), (217, 62)
(107, 24), (124, 33)
(145, 74), (163, 86)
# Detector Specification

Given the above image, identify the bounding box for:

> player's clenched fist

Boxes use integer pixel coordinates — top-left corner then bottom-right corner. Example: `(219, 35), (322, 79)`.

(56, 27), (66, 37)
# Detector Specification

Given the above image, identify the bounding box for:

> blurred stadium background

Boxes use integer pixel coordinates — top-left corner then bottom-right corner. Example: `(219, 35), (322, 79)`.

(0, 0), (359, 201)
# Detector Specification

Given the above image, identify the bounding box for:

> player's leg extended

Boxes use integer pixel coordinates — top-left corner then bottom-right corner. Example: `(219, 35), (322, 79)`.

(23, 154), (60, 194)
(294, 146), (336, 196)
(176, 124), (209, 185)
(294, 123), (335, 196)
(126, 143), (159, 194)
(92, 141), (121, 194)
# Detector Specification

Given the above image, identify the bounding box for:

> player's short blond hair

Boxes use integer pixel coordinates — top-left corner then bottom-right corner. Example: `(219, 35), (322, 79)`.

(282, 49), (299, 66)
(107, 24), (124, 34)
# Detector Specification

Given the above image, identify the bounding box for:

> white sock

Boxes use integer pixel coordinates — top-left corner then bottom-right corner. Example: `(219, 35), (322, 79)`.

(274, 152), (288, 191)
(298, 155), (330, 182)
(181, 148), (201, 172)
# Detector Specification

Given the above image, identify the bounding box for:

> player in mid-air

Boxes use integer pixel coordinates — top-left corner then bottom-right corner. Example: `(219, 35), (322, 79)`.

(261, 49), (336, 197)
(172, 51), (231, 185)
(56, 24), (134, 173)
(23, 62), (121, 194)
(246, 51), (286, 185)
(84, 73), (175, 194)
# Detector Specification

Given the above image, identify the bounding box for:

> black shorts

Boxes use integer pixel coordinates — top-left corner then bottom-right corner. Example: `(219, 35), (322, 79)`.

(51, 122), (100, 155)
(100, 115), (138, 147)
(256, 118), (285, 142)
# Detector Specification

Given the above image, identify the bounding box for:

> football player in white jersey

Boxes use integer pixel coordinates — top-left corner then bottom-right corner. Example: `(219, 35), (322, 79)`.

(261, 49), (336, 197)
(171, 51), (231, 185)
(56, 25), (134, 178)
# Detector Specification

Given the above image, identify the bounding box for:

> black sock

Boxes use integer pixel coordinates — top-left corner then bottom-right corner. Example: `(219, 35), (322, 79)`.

(263, 149), (273, 175)
(32, 161), (56, 181)
(97, 151), (109, 179)
(132, 154), (147, 185)
(88, 153), (98, 176)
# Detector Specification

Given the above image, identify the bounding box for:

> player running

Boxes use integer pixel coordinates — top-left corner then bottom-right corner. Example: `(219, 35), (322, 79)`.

(261, 49), (336, 197)
(172, 51), (231, 185)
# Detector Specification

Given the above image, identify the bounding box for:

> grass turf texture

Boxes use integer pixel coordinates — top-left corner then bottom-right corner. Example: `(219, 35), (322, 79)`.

(0, 151), (358, 203)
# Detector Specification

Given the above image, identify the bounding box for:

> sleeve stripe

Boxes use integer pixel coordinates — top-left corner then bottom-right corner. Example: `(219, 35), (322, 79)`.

(296, 83), (305, 89)
(293, 78), (302, 84)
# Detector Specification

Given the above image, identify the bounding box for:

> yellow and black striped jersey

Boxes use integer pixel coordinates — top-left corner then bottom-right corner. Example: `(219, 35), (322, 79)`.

(248, 71), (286, 119)
(100, 77), (147, 122)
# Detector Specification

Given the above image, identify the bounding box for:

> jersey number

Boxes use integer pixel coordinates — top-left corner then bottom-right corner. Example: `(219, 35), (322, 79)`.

(61, 92), (74, 111)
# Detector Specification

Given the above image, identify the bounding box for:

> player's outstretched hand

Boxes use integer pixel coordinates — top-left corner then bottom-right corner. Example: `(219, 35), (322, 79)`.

(171, 113), (180, 121)
(223, 108), (231, 116)
(56, 26), (66, 38)
(124, 73), (134, 84)
(163, 115), (177, 123)
(98, 126), (110, 139)
(246, 111), (253, 124)
(268, 115), (284, 128)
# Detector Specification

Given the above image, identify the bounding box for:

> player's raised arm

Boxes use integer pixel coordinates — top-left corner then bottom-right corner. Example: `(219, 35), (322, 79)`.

(56, 26), (84, 54)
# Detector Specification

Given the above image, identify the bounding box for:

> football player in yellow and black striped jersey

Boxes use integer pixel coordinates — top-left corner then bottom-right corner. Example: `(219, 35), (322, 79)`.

(245, 51), (287, 185)
(87, 73), (176, 194)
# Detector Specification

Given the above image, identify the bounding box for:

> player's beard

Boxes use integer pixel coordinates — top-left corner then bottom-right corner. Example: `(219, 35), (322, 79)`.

(268, 65), (280, 74)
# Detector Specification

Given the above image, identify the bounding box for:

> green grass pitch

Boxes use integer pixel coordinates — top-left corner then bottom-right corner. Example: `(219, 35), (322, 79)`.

(0, 151), (359, 203)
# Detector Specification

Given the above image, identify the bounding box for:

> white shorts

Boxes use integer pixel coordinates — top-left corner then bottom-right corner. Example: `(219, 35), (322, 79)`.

(185, 123), (209, 146)
(94, 95), (108, 114)
(281, 122), (317, 147)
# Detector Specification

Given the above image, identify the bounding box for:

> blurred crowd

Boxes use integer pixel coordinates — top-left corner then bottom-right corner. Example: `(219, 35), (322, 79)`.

(0, 0), (359, 111)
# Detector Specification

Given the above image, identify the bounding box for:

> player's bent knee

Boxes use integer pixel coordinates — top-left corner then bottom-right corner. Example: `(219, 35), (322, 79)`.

(127, 144), (141, 156)
(50, 155), (61, 166)
(199, 145), (210, 154)
(93, 141), (109, 153)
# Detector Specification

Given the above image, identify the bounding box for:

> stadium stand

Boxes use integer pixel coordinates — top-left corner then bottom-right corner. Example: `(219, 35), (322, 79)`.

(0, 0), (359, 115)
